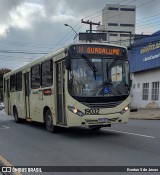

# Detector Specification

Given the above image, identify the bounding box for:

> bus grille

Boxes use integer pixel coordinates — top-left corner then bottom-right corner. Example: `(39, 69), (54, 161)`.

(81, 101), (123, 108)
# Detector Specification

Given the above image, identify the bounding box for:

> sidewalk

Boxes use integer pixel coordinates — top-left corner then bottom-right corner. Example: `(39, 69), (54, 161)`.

(130, 108), (160, 120)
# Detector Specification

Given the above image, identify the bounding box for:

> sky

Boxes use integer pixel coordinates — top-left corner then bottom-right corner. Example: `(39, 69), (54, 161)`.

(0, 0), (160, 70)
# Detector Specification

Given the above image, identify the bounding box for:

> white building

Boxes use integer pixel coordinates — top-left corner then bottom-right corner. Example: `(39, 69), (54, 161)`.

(129, 31), (160, 108)
(131, 69), (160, 108)
(97, 4), (136, 46)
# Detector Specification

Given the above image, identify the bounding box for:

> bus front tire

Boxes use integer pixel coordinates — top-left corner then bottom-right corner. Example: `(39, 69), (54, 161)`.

(45, 109), (58, 133)
(89, 126), (101, 131)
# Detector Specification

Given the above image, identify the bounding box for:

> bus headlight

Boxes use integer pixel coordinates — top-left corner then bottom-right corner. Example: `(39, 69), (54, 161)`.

(124, 106), (129, 111)
(67, 106), (85, 117)
(120, 105), (129, 114)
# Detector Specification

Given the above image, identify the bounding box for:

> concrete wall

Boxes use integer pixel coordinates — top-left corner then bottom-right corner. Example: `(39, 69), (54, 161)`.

(131, 68), (160, 108)
(101, 4), (136, 46)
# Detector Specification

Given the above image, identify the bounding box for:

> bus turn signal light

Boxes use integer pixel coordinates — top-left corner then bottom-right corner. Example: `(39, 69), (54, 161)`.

(43, 89), (52, 96)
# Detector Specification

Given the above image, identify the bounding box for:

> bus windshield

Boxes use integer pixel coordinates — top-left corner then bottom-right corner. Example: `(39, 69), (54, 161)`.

(68, 56), (129, 97)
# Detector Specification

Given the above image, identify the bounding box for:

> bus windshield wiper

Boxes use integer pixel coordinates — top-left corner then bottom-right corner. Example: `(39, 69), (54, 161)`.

(108, 57), (119, 71)
(106, 58), (118, 79)
(82, 55), (97, 80)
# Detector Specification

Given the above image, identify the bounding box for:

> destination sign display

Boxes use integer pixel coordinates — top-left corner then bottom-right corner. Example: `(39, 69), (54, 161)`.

(74, 45), (124, 56)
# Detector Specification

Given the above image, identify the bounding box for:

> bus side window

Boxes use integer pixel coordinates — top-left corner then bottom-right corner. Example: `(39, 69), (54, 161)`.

(10, 74), (16, 92)
(41, 60), (53, 87)
(31, 65), (41, 89)
(16, 72), (22, 91)
(3, 78), (5, 93)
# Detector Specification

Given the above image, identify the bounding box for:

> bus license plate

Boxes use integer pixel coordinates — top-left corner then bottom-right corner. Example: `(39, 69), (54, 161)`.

(98, 118), (108, 123)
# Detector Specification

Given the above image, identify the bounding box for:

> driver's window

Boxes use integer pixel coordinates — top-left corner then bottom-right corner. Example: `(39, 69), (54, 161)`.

(111, 65), (122, 82)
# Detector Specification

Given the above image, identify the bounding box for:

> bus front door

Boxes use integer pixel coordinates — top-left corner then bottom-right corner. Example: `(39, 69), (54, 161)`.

(24, 73), (31, 120)
(56, 61), (66, 125)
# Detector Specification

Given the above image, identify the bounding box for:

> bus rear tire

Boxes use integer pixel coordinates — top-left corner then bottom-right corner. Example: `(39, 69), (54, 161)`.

(45, 109), (58, 133)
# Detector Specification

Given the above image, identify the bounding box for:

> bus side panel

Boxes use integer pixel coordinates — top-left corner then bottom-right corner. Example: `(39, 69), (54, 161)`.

(16, 91), (25, 119)
(10, 92), (16, 115)
(41, 90), (55, 123)
(30, 89), (42, 122)
(30, 89), (55, 123)
(8, 91), (25, 118)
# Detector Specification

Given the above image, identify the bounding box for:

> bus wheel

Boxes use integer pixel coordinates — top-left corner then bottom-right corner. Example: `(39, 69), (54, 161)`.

(89, 126), (101, 131)
(45, 109), (58, 133)
(13, 107), (20, 123)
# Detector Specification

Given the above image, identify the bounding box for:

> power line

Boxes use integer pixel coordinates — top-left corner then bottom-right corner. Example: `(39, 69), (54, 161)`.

(0, 0), (159, 58)
(82, 0), (128, 21)
(136, 13), (160, 22)
(0, 41), (65, 49)
(57, 0), (129, 46)
(61, 0), (156, 45)
(87, 0), (157, 34)
(108, 35), (160, 47)
(0, 49), (47, 54)
(60, 1), (131, 45)
(136, 21), (160, 28)
(102, 0), (155, 24)
(90, 0), (136, 22)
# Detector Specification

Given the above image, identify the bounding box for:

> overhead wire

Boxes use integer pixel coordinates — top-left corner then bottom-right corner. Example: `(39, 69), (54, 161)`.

(61, 0), (157, 46)
(101, 0), (157, 45)
(0, 0), (130, 61)
(0, 0), (153, 50)
(58, 0), (129, 46)
(0, 0), (159, 64)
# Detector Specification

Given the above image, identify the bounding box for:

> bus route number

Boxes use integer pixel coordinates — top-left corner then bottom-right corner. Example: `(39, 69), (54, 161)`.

(85, 109), (100, 115)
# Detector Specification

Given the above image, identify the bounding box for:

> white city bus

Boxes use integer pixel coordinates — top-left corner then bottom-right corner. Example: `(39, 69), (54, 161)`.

(3, 43), (130, 132)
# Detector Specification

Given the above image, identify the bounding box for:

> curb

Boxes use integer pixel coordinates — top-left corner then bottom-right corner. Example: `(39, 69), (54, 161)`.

(129, 117), (160, 120)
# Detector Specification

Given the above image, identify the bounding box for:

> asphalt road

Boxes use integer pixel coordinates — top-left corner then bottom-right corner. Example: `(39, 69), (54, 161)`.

(0, 109), (160, 175)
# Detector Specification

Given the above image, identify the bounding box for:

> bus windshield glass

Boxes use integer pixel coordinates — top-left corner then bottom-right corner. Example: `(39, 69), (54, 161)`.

(68, 56), (129, 97)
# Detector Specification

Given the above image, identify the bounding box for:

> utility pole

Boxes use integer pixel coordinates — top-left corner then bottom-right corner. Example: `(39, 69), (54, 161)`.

(81, 19), (100, 42)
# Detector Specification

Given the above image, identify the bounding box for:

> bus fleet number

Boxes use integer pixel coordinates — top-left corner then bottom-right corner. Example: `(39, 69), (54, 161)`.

(85, 109), (100, 115)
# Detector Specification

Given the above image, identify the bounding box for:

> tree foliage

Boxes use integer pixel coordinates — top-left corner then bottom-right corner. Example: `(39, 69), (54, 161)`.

(0, 68), (11, 75)
(0, 68), (11, 100)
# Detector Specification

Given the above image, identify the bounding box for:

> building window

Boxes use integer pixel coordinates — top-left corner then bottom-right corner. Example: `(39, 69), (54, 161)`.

(16, 72), (22, 91)
(120, 34), (130, 37)
(108, 7), (119, 10)
(137, 83), (140, 88)
(133, 84), (135, 89)
(142, 83), (149, 100)
(120, 24), (135, 27)
(31, 65), (41, 89)
(10, 74), (16, 92)
(151, 82), (159, 101)
(41, 60), (53, 87)
(120, 8), (135, 11)
(108, 23), (118, 26)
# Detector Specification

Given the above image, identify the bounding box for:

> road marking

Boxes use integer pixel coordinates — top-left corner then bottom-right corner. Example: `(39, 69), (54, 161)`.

(0, 124), (9, 129)
(102, 128), (155, 139)
(0, 155), (22, 175)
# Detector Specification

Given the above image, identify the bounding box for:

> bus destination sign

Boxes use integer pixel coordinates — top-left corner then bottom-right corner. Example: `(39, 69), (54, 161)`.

(76, 45), (123, 56)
